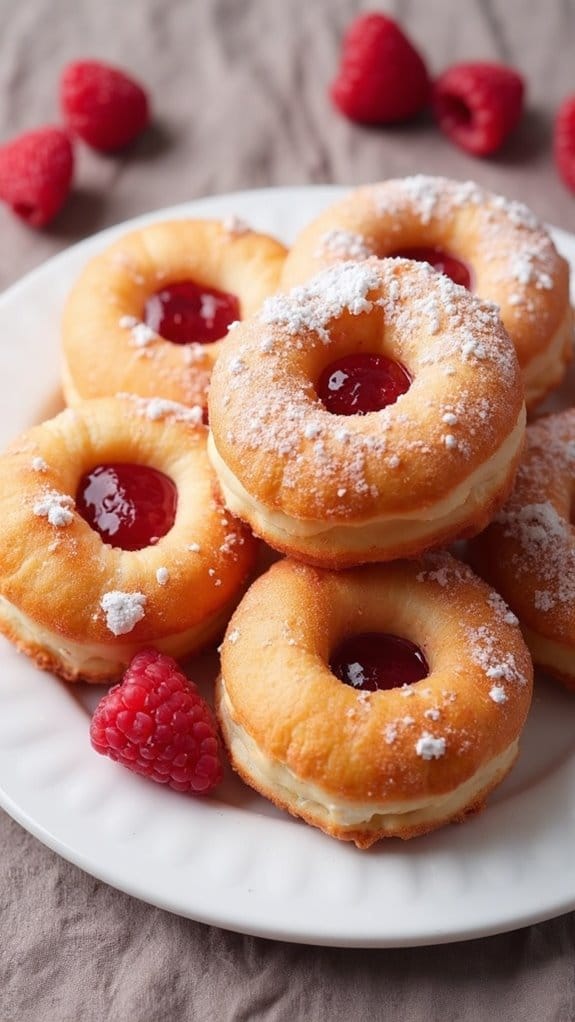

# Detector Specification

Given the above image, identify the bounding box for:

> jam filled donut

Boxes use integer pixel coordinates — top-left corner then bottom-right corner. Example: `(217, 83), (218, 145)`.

(470, 408), (575, 690)
(62, 218), (287, 413)
(281, 176), (573, 409)
(216, 554), (533, 847)
(0, 395), (257, 682)
(208, 258), (526, 567)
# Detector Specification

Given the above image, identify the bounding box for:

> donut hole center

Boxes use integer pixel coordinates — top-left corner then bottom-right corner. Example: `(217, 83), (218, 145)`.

(76, 463), (178, 550)
(330, 632), (428, 692)
(316, 353), (411, 415)
(389, 246), (473, 290)
(144, 280), (240, 345)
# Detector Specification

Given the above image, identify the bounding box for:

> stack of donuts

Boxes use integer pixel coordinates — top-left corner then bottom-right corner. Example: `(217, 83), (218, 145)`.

(0, 176), (573, 849)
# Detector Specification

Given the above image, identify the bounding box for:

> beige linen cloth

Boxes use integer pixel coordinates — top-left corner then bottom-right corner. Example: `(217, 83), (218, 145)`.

(1, 1), (575, 1019)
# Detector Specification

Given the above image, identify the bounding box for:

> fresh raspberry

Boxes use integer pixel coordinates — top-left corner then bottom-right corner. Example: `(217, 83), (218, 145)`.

(0, 127), (73, 228)
(60, 60), (150, 152)
(433, 62), (524, 156)
(554, 95), (575, 193)
(90, 650), (223, 794)
(330, 13), (431, 124)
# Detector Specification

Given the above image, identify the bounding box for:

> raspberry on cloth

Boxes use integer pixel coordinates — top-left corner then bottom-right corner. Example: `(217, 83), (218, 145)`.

(330, 12), (430, 124)
(433, 62), (525, 155)
(60, 59), (150, 151)
(0, 127), (73, 227)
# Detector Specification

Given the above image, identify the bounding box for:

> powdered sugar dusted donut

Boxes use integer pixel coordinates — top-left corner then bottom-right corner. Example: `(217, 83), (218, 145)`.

(216, 554), (533, 847)
(470, 409), (575, 689)
(281, 177), (573, 409)
(62, 218), (287, 413)
(0, 395), (257, 682)
(208, 258), (526, 567)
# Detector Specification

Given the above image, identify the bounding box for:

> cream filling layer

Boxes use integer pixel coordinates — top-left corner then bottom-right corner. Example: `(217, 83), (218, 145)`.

(208, 409), (525, 553)
(219, 681), (518, 832)
(522, 306), (574, 407)
(0, 594), (232, 680)
(521, 624), (575, 681)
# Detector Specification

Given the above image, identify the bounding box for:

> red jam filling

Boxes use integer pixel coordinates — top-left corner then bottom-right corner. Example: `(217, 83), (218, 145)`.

(76, 463), (177, 550)
(317, 353), (411, 415)
(331, 632), (428, 692)
(144, 280), (240, 344)
(390, 246), (472, 290)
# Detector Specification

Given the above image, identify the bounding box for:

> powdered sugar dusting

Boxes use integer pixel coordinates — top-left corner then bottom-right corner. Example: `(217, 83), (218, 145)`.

(489, 685), (508, 704)
(156, 567), (169, 586)
(31, 456), (48, 472)
(415, 733), (446, 760)
(469, 624), (527, 686)
(317, 229), (374, 261)
(123, 394), (204, 425)
(366, 175), (560, 325)
(260, 261), (381, 343)
(119, 318), (157, 348)
(100, 591), (146, 635)
(33, 490), (74, 527)
(487, 590), (518, 626)
(214, 255), (520, 523)
(493, 413), (575, 616)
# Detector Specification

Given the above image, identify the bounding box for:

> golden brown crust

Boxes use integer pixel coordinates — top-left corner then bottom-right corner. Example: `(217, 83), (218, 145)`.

(208, 257), (525, 565)
(216, 555), (533, 846)
(0, 395), (258, 681)
(213, 440), (523, 569)
(61, 218), (287, 411)
(281, 177), (572, 408)
(217, 718), (516, 846)
(470, 408), (575, 688)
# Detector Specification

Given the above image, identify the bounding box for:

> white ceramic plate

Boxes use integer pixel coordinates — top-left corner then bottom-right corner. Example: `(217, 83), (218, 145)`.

(1, 186), (575, 949)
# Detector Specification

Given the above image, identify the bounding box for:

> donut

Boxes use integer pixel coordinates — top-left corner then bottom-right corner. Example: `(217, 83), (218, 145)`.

(281, 176), (573, 409)
(0, 395), (258, 682)
(207, 257), (526, 567)
(62, 218), (287, 413)
(469, 408), (575, 690)
(216, 554), (533, 847)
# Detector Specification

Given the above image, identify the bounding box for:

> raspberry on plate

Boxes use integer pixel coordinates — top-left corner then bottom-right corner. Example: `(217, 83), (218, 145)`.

(330, 12), (431, 124)
(0, 126), (73, 228)
(554, 95), (575, 194)
(90, 650), (223, 794)
(433, 62), (524, 156)
(60, 59), (150, 152)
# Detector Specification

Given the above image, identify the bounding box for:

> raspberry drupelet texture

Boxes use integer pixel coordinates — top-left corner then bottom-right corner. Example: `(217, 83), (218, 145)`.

(0, 127), (74, 227)
(433, 62), (524, 156)
(60, 60), (150, 152)
(330, 13), (431, 125)
(90, 650), (223, 793)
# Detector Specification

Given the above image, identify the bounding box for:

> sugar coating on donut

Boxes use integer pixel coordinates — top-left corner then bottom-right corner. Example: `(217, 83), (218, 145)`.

(369, 176), (558, 311)
(492, 412), (575, 614)
(497, 502), (575, 612)
(218, 554), (533, 842)
(100, 590), (147, 635)
(282, 177), (572, 410)
(260, 261), (381, 342)
(415, 733), (446, 759)
(118, 393), (204, 425)
(33, 490), (75, 527)
(210, 257), (523, 527)
(316, 229), (375, 261)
